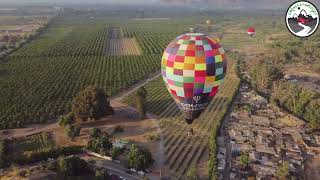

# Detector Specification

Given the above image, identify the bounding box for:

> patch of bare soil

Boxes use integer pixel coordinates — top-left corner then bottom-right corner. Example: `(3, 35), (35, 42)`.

(264, 32), (289, 44)
(284, 63), (320, 91)
(106, 38), (141, 56)
(0, 122), (59, 139)
(106, 27), (141, 56)
(285, 63), (320, 78)
(53, 100), (161, 146)
(304, 155), (320, 179)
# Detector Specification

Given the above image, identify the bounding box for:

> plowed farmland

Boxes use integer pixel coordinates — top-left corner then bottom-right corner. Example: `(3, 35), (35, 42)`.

(106, 27), (141, 56)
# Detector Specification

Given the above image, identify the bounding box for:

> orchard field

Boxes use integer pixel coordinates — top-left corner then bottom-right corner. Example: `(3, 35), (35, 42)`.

(0, 8), (285, 129)
(123, 52), (241, 177)
(0, 12), (189, 129)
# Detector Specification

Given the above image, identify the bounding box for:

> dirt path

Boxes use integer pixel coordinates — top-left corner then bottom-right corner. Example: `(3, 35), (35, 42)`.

(0, 122), (59, 139)
(0, 71), (161, 140)
(0, 71), (165, 180)
(0, 71), (160, 141)
(110, 71), (161, 102)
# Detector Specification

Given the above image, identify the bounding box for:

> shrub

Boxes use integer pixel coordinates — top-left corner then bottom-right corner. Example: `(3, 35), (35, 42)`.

(58, 112), (75, 127)
(87, 128), (112, 155)
(127, 144), (153, 171)
(112, 125), (124, 135)
(146, 133), (160, 141)
(111, 147), (122, 160)
(65, 124), (81, 141)
(14, 146), (83, 165)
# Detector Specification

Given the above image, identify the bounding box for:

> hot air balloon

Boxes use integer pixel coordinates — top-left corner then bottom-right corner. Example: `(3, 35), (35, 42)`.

(247, 27), (255, 37)
(161, 33), (227, 125)
(206, 19), (212, 25)
(206, 19), (212, 32)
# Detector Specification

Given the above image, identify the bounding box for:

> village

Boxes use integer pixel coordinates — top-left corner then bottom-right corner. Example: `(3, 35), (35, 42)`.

(0, 7), (60, 58)
(217, 83), (320, 179)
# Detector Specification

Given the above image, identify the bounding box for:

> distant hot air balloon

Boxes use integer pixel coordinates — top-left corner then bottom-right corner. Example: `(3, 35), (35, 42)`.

(247, 27), (255, 37)
(189, 27), (196, 33)
(161, 33), (227, 125)
(206, 19), (213, 32)
(206, 19), (212, 25)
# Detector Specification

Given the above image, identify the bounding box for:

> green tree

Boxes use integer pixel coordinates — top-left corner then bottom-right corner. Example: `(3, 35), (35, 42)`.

(65, 124), (81, 141)
(57, 156), (91, 176)
(135, 87), (147, 119)
(277, 161), (289, 180)
(87, 130), (112, 155)
(111, 147), (122, 160)
(127, 144), (153, 171)
(186, 164), (199, 180)
(95, 168), (111, 180)
(72, 86), (113, 122)
(59, 112), (75, 127)
(239, 152), (249, 168)
(0, 139), (9, 168)
(250, 62), (283, 90)
(305, 98), (320, 130)
(90, 127), (102, 138)
(272, 81), (315, 117)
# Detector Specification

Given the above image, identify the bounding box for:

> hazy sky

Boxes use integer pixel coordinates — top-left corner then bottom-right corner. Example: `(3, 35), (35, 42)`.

(0, 0), (155, 4)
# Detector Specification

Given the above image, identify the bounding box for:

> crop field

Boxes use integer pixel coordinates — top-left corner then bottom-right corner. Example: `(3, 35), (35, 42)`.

(0, 14), (188, 129)
(10, 133), (54, 156)
(106, 27), (141, 55)
(123, 53), (240, 175)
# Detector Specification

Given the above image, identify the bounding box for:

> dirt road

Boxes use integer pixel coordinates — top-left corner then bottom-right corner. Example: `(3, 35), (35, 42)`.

(0, 71), (161, 140)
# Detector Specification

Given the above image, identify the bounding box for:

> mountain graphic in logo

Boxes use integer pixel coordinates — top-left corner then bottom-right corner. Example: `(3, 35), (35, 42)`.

(286, 1), (319, 37)
(289, 10), (317, 25)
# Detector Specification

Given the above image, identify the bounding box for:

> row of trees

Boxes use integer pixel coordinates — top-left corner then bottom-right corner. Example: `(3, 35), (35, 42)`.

(208, 58), (241, 179)
(48, 156), (92, 176)
(48, 155), (113, 179)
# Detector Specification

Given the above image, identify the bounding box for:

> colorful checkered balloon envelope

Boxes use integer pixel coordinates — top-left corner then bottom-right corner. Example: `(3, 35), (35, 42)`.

(161, 33), (227, 124)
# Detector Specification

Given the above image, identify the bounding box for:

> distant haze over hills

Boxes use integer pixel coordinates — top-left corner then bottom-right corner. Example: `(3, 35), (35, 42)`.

(0, 0), (319, 9)
(159, 0), (320, 9)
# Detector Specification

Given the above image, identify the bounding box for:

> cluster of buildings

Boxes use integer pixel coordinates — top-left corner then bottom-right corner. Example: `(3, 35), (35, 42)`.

(217, 84), (320, 179)
(0, 25), (36, 36)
